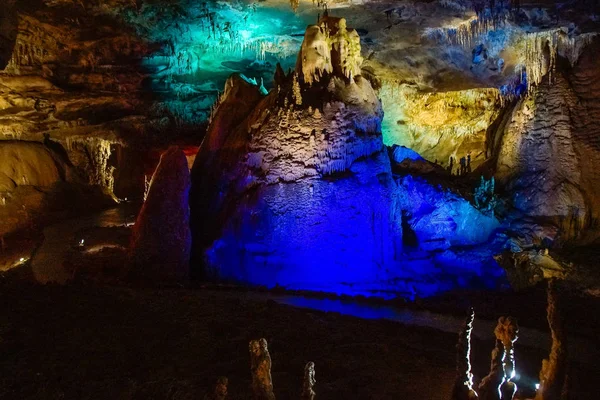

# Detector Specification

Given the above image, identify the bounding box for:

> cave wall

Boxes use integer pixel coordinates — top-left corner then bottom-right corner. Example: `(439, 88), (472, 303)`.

(495, 36), (600, 245)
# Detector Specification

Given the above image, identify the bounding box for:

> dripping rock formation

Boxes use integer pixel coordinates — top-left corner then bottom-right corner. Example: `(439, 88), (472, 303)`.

(191, 17), (505, 297)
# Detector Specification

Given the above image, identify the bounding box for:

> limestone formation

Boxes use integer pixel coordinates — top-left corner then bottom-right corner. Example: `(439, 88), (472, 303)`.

(298, 24), (333, 86)
(190, 15), (506, 296)
(128, 146), (191, 283)
(451, 308), (478, 400)
(474, 176), (497, 216)
(249, 338), (275, 400)
(0, 140), (115, 240)
(190, 16), (400, 289)
(0, 0), (17, 70)
(477, 339), (505, 400)
(496, 37), (600, 246)
(494, 317), (519, 400)
(302, 362), (316, 400)
(297, 16), (362, 85)
(0, 141), (63, 189)
(535, 280), (567, 400)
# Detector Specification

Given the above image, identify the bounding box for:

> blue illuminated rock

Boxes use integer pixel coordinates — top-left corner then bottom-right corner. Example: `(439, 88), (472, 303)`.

(190, 18), (505, 298)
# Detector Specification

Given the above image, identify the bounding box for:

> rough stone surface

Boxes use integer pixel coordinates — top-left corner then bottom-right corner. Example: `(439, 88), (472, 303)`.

(0, 141), (63, 190)
(495, 36), (600, 246)
(477, 339), (505, 400)
(204, 376), (228, 400)
(191, 18), (505, 298)
(128, 146), (191, 283)
(249, 338), (275, 400)
(301, 362), (316, 400)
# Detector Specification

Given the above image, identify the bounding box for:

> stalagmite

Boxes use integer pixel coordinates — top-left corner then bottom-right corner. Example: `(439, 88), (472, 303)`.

(293, 73), (303, 106)
(477, 339), (505, 400)
(249, 338), (276, 400)
(302, 362), (316, 400)
(128, 146), (191, 283)
(534, 280), (568, 400)
(451, 308), (478, 400)
(494, 317), (519, 400)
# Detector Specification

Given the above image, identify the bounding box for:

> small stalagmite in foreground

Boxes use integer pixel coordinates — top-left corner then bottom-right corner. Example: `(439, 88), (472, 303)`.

(249, 338), (276, 400)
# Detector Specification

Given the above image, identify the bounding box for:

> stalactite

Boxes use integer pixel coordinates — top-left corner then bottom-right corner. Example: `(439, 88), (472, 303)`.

(66, 137), (118, 194)
(290, 0), (300, 13)
(522, 30), (598, 91)
(424, 16), (506, 49)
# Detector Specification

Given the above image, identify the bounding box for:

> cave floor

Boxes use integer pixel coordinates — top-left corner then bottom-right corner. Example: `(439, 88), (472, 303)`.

(0, 281), (598, 400)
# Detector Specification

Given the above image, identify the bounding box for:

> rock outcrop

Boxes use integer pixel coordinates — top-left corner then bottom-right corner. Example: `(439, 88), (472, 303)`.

(190, 16), (505, 297)
(496, 36), (600, 246)
(191, 16), (399, 290)
(0, 140), (114, 238)
(128, 146), (191, 283)
(0, 141), (64, 190)
(477, 339), (505, 400)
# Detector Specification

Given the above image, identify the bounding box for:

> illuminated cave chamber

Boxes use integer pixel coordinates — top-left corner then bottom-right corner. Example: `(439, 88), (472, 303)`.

(191, 15), (504, 298)
(2, 0), (600, 294)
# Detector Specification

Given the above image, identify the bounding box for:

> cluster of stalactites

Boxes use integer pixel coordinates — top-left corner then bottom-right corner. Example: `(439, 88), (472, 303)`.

(522, 29), (597, 92)
(290, 0), (300, 13)
(424, 16), (506, 49)
(65, 137), (116, 194)
(298, 17), (363, 86)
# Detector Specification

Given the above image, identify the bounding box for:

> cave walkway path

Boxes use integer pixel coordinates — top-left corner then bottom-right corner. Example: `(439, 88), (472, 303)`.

(30, 204), (136, 284)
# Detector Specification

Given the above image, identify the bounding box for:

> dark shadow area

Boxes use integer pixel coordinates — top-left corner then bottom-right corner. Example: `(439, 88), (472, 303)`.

(0, 0), (18, 70)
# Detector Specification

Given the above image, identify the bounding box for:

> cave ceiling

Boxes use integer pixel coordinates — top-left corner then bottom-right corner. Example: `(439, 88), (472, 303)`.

(1, 0), (599, 151)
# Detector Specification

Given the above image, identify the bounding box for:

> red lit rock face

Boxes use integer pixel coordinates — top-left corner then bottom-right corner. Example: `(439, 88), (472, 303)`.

(128, 146), (191, 283)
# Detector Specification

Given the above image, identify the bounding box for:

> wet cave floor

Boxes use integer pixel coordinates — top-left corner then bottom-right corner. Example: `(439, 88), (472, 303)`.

(0, 280), (598, 400)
